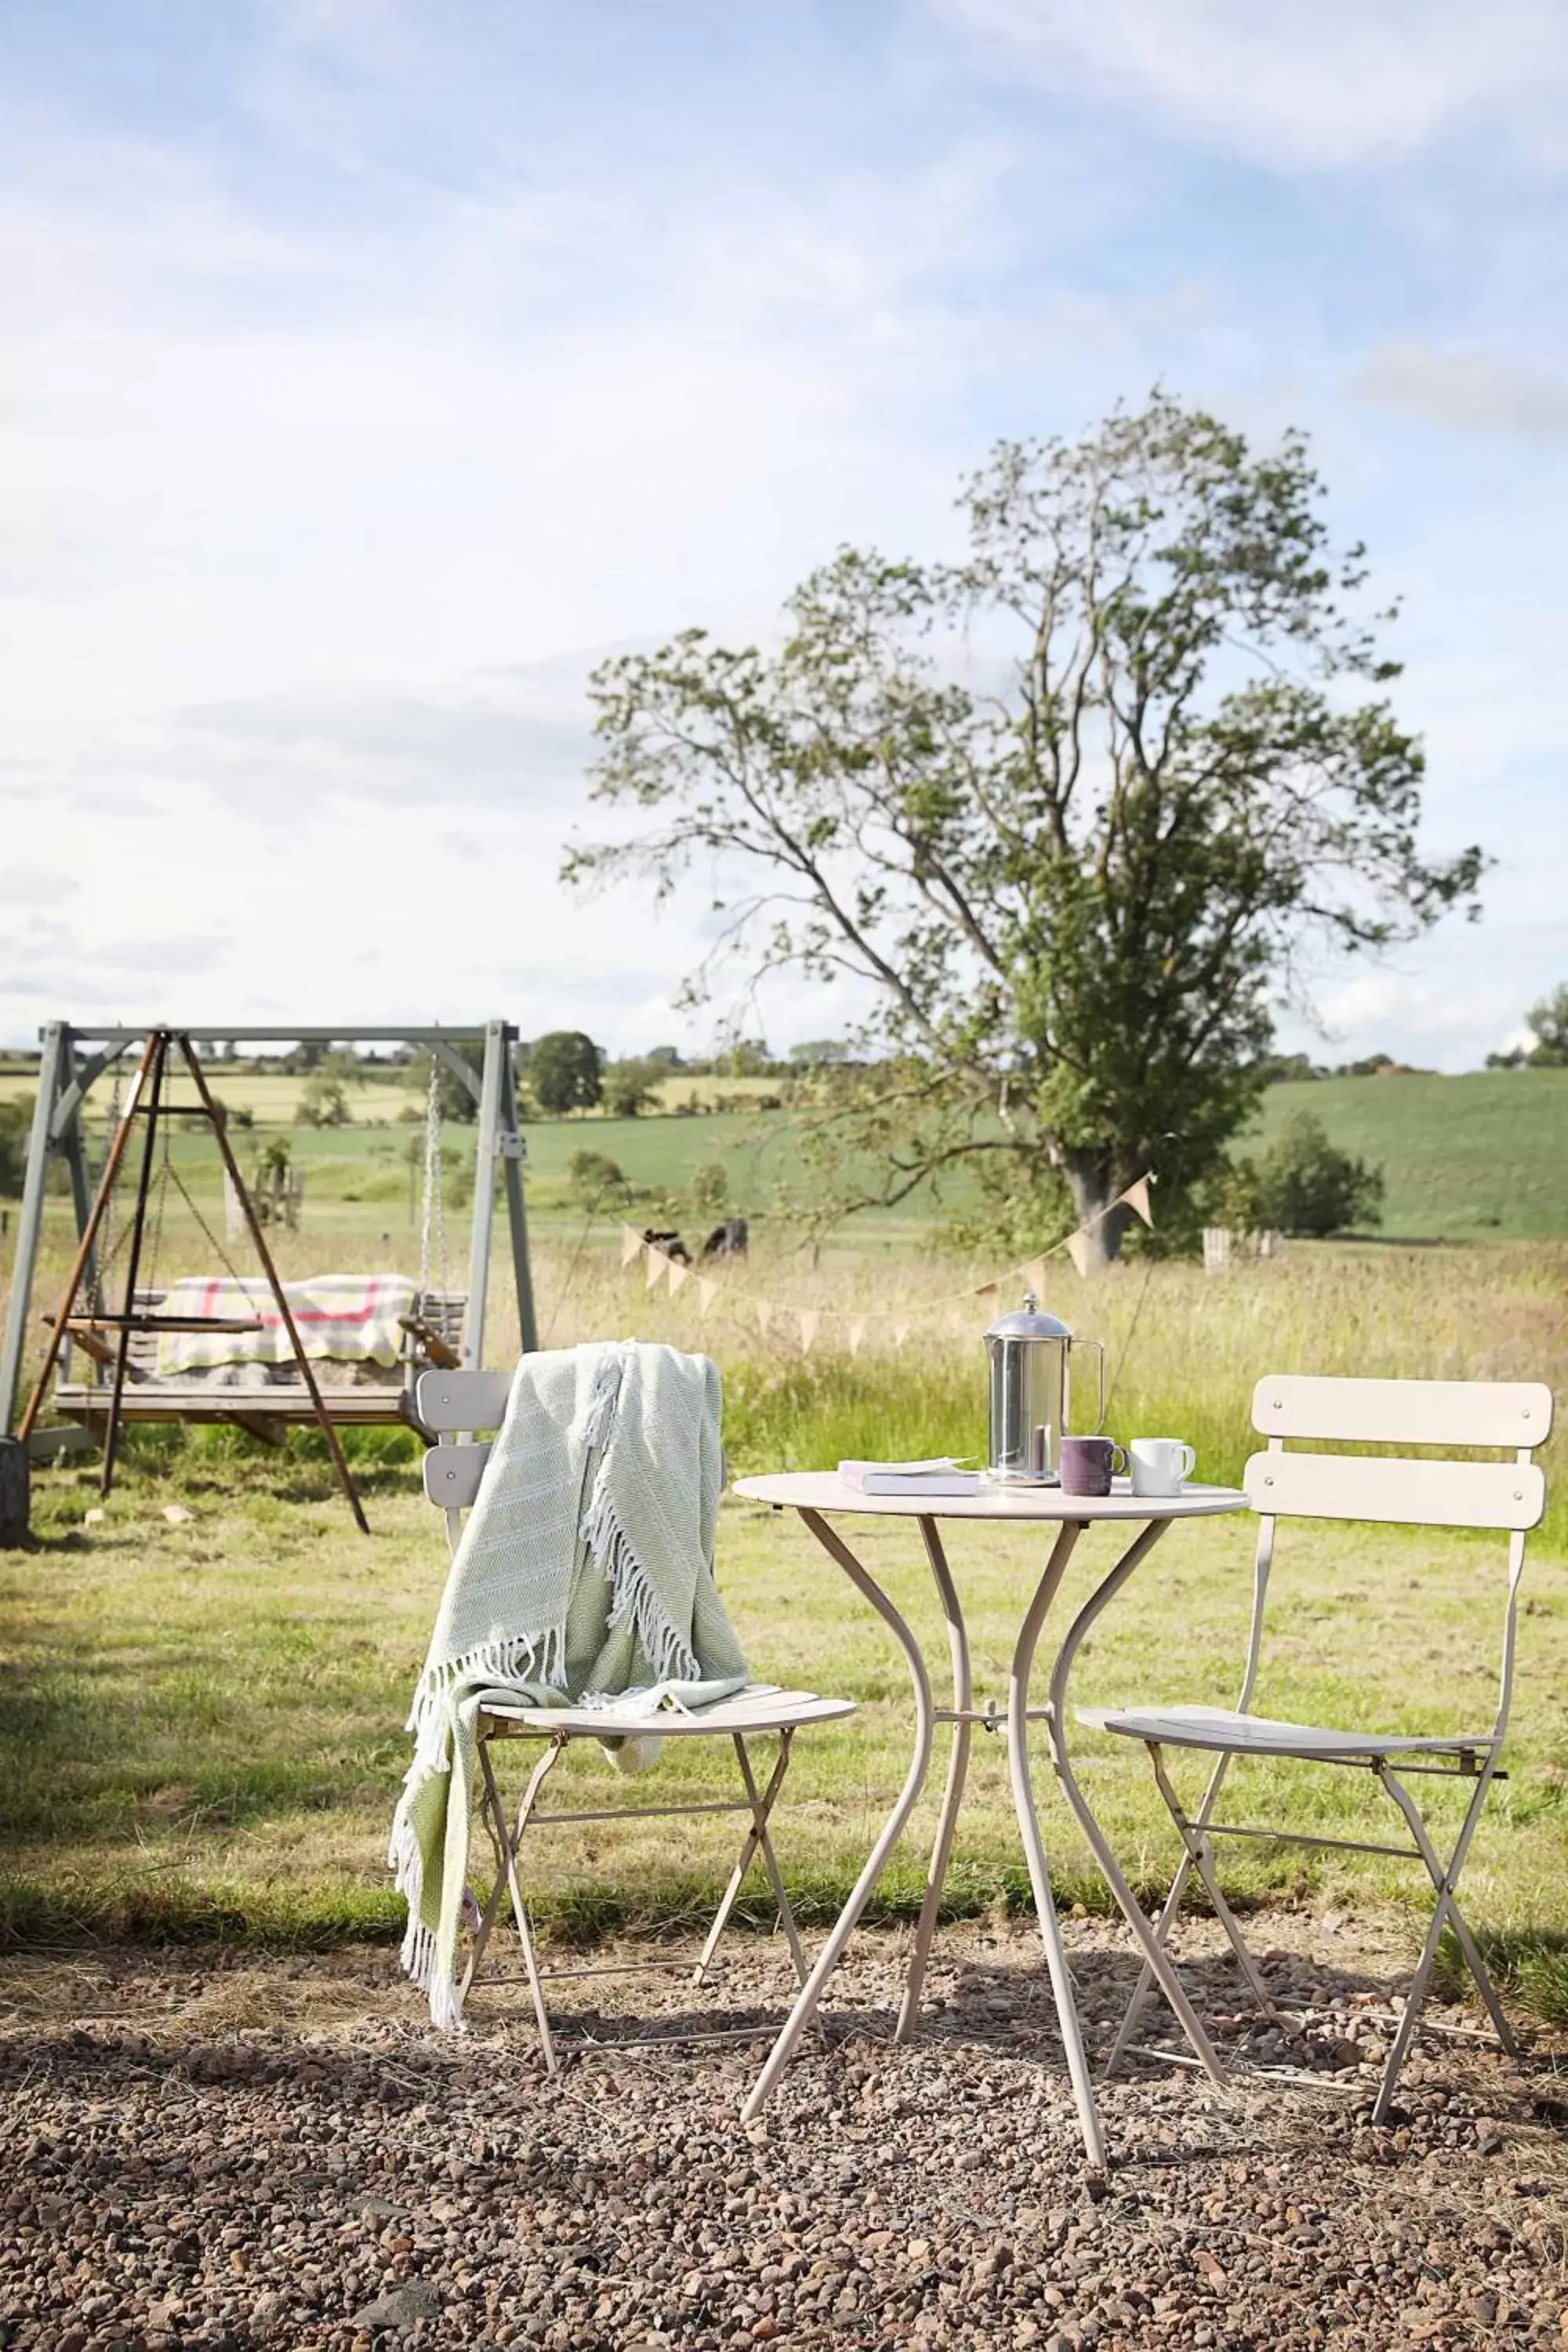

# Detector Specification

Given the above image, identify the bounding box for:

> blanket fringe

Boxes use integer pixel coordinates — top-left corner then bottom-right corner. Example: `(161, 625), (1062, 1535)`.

(581, 1481), (702, 1686)
(404, 1627), (564, 1737)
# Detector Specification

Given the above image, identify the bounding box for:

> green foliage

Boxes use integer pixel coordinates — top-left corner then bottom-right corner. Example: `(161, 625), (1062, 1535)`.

(570, 391), (1484, 1261)
(405, 1051), (480, 1125)
(294, 1074), (350, 1127)
(291, 1049), (365, 1129)
(689, 1160), (730, 1219)
(0, 1093), (34, 1195)
(530, 1029), (603, 1116)
(1525, 982), (1568, 1068)
(564, 1148), (629, 1207)
(1216, 1109), (1385, 1237)
(601, 1055), (663, 1117)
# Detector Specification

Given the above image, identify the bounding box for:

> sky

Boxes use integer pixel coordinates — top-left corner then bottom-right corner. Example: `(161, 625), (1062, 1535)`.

(3, 0), (1566, 1068)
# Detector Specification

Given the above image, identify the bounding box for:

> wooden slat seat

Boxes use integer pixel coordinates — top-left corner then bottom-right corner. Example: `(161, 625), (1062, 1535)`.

(48, 1284), (469, 1439)
(1076, 1704), (1496, 1762)
(51, 1381), (427, 1428)
(479, 1690), (858, 1740)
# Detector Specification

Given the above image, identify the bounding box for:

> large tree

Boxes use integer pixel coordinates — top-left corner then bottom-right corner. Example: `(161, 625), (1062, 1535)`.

(530, 1029), (604, 1116)
(565, 394), (1485, 1262)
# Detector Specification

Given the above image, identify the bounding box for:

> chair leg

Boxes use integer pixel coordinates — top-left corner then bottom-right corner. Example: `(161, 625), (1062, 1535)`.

(463, 1743), (521, 2005)
(1439, 1897), (1519, 2056)
(1103, 1749), (1236, 2080)
(1376, 1764), (1518, 2065)
(695, 1733), (802, 1987)
(1147, 1744), (1284, 2030)
(485, 1735), (565, 2073)
(742, 1735), (809, 1989)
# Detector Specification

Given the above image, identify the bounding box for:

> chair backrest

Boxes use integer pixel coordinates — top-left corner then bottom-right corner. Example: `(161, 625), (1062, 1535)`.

(1243, 1373), (1554, 1742)
(1246, 1375), (1552, 1532)
(416, 1367), (511, 1533)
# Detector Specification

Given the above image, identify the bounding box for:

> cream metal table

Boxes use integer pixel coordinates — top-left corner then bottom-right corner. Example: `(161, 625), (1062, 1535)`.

(731, 1472), (1250, 2163)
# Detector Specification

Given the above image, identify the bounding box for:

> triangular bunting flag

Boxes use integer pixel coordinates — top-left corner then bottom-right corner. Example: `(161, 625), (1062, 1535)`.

(668, 1259), (690, 1294)
(848, 1317), (867, 1356)
(1025, 1257), (1049, 1298)
(697, 1277), (718, 1316)
(1065, 1229), (1093, 1278)
(974, 1281), (1000, 1313)
(892, 1320), (910, 1348)
(797, 1309), (820, 1356)
(1122, 1174), (1154, 1229)
(644, 1247), (669, 1291)
(756, 1300), (773, 1338)
(619, 1224), (644, 1269)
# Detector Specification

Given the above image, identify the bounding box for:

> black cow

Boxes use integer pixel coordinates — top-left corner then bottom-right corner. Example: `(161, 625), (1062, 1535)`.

(702, 1218), (749, 1261)
(641, 1228), (691, 1265)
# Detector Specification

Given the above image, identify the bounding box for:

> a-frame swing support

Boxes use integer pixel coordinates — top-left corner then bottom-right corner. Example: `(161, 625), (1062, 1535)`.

(0, 1020), (539, 1446)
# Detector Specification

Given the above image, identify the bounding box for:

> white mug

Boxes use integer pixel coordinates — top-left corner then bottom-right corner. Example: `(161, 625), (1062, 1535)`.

(1129, 1437), (1196, 1497)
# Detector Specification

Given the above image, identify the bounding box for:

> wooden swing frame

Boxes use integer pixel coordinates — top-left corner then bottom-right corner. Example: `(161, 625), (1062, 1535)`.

(1, 1020), (539, 1475)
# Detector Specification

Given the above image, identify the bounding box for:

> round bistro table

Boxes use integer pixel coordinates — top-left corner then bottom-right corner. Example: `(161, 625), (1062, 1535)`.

(731, 1472), (1250, 2163)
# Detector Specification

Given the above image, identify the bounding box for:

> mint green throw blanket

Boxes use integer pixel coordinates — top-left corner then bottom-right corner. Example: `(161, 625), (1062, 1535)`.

(390, 1341), (748, 2026)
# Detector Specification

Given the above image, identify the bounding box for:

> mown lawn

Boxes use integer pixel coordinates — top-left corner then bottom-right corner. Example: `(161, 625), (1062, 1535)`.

(5, 1434), (1566, 2024)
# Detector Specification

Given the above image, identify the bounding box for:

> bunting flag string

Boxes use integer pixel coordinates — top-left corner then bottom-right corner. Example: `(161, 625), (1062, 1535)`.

(1123, 1174), (1154, 1229)
(614, 1167), (1156, 1357)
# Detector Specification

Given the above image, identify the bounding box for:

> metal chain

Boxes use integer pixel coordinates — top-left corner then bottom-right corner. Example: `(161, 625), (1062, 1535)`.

(89, 1058), (125, 1309)
(419, 1054), (448, 1303)
(165, 1160), (249, 1289)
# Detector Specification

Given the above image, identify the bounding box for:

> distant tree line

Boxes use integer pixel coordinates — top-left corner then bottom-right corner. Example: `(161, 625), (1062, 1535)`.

(1486, 985), (1568, 1069)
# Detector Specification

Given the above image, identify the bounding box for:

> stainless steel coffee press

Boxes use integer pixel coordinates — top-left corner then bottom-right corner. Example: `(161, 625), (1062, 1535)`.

(983, 1292), (1105, 1484)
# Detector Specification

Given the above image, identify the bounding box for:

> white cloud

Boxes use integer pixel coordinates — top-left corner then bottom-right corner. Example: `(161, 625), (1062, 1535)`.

(0, 117), (1010, 722)
(5, 8), (1568, 1073)
(933, 0), (1568, 169)
(1352, 341), (1568, 440)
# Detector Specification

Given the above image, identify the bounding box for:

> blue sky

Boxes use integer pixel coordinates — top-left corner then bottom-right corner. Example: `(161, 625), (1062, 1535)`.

(4, 0), (1566, 1065)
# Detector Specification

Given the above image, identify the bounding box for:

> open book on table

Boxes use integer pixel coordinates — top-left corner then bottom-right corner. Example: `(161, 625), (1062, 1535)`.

(837, 1457), (982, 1496)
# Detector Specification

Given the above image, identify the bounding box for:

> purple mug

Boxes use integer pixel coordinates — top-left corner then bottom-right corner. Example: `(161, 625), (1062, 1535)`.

(1058, 1434), (1127, 1497)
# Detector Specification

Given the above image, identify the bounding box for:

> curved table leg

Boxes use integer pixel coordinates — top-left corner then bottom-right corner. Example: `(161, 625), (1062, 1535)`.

(1006, 1519), (1109, 2165)
(742, 1505), (936, 2122)
(1044, 1519), (1226, 2087)
(895, 1515), (972, 2042)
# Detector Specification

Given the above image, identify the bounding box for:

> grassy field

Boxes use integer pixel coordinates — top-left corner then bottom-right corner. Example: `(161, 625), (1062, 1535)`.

(1250, 1071), (1568, 1240)
(3, 1062), (1565, 1239)
(3, 1237), (1565, 2027)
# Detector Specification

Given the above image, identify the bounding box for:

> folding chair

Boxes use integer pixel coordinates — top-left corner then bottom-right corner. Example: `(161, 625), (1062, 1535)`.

(417, 1368), (856, 2068)
(1080, 1374), (1552, 2121)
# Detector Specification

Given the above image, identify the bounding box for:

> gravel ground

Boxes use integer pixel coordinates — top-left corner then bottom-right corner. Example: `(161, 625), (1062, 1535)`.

(2, 1916), (1566, 2351)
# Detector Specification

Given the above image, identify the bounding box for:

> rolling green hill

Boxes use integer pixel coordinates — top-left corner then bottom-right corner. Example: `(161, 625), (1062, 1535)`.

(5, 1066), (1563, 1242)
(1247, 1069), (1568, 1240)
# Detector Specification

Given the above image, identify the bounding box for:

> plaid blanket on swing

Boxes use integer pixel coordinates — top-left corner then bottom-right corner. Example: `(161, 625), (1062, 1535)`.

(155, 1275), (419, 1375)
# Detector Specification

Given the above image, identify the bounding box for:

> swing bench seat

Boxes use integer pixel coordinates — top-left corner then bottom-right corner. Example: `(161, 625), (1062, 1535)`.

(49, 1285), (468, 1445)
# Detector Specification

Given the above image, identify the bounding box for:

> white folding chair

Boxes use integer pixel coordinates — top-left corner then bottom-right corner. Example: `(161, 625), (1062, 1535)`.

(416, 1368), (856, 2068)
(1080, 1374), (1552, 2119)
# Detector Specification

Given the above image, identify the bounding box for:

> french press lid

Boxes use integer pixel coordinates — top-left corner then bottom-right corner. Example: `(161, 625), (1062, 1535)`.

(984, 1290), (1072, 1341)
